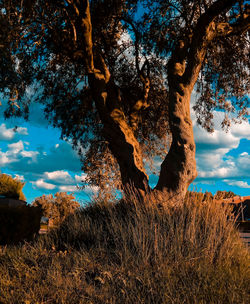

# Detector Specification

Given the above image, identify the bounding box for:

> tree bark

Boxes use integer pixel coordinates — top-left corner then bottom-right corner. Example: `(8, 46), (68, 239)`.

(88, 70), (149, 193)
(69, 0), (149, 193)
(155, 41), (197, 202)
(155, 82), (197, 202)
(154, 0), (243, 202)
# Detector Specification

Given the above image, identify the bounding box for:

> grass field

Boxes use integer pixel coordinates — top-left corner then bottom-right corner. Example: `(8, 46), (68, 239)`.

(0, 192), (249, 304)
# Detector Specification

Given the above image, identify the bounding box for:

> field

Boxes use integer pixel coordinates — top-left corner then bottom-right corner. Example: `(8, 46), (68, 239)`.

(0, 192), (249, 304)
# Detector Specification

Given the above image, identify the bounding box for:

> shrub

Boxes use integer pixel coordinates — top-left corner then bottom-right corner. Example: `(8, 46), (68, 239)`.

(0, 204), (42, 245)
(0, 174), (26, 200)
(0, 192), (249, 303)
(32, 192), (80, 227)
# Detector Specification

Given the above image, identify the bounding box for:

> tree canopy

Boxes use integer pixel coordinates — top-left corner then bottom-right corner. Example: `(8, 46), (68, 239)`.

(32, 192), (80, 226)
(0, 173), (26, 200)
(0, 0), (249, 201)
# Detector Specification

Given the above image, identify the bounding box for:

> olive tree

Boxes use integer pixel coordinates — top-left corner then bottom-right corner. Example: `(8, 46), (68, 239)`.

(0, 0), (249, 201)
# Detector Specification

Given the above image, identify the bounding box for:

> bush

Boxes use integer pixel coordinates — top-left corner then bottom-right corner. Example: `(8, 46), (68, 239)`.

(0, 174), (26, 200)
(0, 204), (42, 245)
(0, 192), (249, 303)
(32, 192), (80, 227)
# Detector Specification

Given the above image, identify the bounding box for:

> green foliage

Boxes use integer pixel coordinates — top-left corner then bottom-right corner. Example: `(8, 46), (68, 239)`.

(0, 174), (26, 201)
(0, 193), (249, 303)
(32, 192), (80, 227)
(0, 204), (41, 245)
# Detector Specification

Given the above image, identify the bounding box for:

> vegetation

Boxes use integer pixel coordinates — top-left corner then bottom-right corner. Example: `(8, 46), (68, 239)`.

(0, 173), (26, 201)
(0, 204), (41, 245)
(186, 190), (237, 203)
(0, 193), (249, 303)
(32, 192), (80, 227)
(1, 1), (249, 200)
(214, 190), (236, 200)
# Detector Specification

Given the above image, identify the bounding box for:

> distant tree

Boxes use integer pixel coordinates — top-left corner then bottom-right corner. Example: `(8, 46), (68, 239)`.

(0, 174), (26, 201)
(1, 1), (249, 202)
(214, 190), (236, 200)
(32, 192), (80, 226)
(203, 191), (214, 203)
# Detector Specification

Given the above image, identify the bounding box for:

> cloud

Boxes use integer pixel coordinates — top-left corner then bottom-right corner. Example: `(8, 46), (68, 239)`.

(8, 140), (24, 153)
(0, 123), (28, 141)
(0, 124), (86, 197)
(44, 170), (74, 185)
(0, 151), (12, 166)
(30, 171), (99, 194)
(240, 152), (248, 156)
(3, 141), (81, 175)
(194, 127), (239, 152)
(223, 180), (250, 189)
(20, 150), (38, 159)
(0, 140), (38, 166)
(59, 185), (77, 192)
(75, 173), (87, 183)
(231, 122), (250, 140)
(191, 95), (250, 184)
(32, 179), (56, 190)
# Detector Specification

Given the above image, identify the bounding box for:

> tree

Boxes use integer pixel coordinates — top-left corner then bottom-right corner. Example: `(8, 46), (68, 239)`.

(0, 173), (26, 201)
(32, 192), (80, 226)
(1, 1), (249, 202)
(214, 190), (236, 200)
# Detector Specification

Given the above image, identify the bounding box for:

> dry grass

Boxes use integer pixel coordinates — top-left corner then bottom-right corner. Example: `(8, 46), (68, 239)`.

(0, 191), (249, 304)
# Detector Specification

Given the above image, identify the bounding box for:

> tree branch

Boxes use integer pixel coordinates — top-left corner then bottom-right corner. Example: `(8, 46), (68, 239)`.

(183, 0), (238, 87)
(122, 17), (151, 130)
(65, 0), (94, 72)
(221, 7), (250, 37)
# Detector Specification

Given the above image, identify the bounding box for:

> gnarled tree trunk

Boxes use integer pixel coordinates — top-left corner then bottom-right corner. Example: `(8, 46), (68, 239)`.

(155, 83), (197, 202)
(154, 41), (197, 202)
(71, 0), (149, 193)
(89, 71), (149, 193)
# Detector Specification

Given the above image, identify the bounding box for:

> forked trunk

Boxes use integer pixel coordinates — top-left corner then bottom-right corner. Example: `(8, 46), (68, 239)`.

(77, 0), (247, 203)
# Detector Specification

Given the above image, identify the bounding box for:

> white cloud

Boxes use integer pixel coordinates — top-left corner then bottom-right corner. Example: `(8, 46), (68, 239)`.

(0, 140), (37, 166)
(191, 95), (250, 183)
(15, 127), (28, 136)
(199, 167), (236, 178)
(223, 180), (250, 189)
(32, 179), (56, 190)
(231, 122), (250, 140)
(59, 185), (77, 192)
(8, 140), (24, 153)
(240, 152), (248, 156)
(44, 170), (74, 185)
(0, 124), (28, 141)
(2, 141), (81, 175)
(75, 173), (87, 183)
(20, 150), (38, 160)
(0, 151), (12, 165)
(0, 124), (15, 140)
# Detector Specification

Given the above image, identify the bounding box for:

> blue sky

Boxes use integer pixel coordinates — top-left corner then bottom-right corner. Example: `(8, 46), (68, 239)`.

(0, 96), (249, 204)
